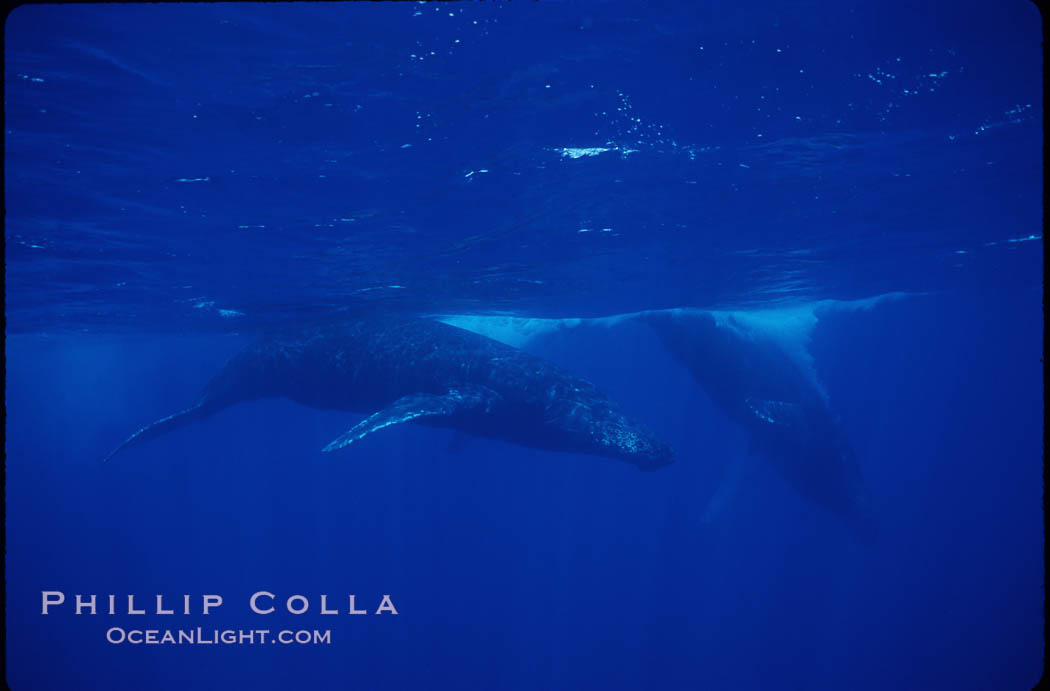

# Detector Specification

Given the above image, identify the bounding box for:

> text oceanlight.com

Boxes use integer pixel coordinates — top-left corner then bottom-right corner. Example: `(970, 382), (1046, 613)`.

(106, 628), (331, 645)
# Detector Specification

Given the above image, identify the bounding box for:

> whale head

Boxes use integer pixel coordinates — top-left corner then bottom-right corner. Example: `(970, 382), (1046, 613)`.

(542, 392), (676, 471)
(596, 417), (677, 471)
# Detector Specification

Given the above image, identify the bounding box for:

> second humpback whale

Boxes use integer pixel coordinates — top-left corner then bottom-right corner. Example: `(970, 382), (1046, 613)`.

(103, 317), (675, 470)
(643, 309), (877, 541)
(439, 297), (903, 542)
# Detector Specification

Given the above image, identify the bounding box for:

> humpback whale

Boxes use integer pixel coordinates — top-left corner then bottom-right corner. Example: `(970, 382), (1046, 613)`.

(104, 317), (675, 470)
(440, 298), (899, 542)
(643, 309), (876, 541)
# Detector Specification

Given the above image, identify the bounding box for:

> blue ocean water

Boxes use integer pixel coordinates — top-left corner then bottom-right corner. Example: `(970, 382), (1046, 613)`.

(4, 2), (1043, 690)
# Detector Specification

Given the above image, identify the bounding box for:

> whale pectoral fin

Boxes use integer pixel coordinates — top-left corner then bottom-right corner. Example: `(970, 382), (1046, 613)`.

(745, 398), (805, 428)
(700, 454), (758, 524)
(322, 387), (501, 453)
(102, 402), (209, 464)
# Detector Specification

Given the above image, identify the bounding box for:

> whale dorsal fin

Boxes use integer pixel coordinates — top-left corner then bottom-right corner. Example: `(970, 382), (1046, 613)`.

(322, 386), (501, 453)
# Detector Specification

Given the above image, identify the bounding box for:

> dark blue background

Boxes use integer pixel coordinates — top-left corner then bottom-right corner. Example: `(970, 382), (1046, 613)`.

(4, 1), (1042, 689)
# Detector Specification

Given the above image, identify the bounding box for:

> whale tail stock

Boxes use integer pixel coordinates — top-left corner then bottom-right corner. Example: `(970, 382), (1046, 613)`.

(102, 402), (211, 464)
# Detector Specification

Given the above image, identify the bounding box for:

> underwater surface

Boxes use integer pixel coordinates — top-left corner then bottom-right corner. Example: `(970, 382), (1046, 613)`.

(4, 2), (1043, 689)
